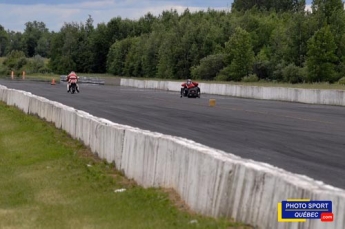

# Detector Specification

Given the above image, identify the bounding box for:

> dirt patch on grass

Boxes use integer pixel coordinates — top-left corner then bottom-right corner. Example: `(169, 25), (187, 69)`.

(227, 226), (254, 229)
(162, 188), (254, 229)
(36, 188), (67, 205)
(164, 188), (193, 214)
(0, 209), (16, 216)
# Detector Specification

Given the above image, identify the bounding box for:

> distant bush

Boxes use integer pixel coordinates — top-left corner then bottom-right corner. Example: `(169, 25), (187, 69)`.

(339, 77), (345, 85)
(16, 57), (27, 69)
(38, 66), (51, 74)
(215, 66), (231, 81)
(2, 53), (52, 75)
(242, 74), (259, 82)
(27, 55), (45, 73)
(3, 50), (26, 69)
(0, 64), (8, 76)
(191, 54), (227, 80)
(282, 64), (306, 84)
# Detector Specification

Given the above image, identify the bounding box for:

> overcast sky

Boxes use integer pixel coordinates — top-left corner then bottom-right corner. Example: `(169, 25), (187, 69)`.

(0, 0), (313, 32)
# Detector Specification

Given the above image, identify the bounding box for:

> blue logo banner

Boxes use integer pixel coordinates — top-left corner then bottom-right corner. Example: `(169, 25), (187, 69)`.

(282, 201), (332, 219)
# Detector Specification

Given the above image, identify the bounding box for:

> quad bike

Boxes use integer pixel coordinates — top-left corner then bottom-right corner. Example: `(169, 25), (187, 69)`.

(181, 86), (200, 98)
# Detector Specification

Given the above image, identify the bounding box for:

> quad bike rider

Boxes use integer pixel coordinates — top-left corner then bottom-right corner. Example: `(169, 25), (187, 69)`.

(180, 79), (200, 98)
(66, 71), (80, 93)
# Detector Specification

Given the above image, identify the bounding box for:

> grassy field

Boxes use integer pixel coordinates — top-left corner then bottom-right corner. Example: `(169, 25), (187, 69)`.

(25, 73), (61, 81)
(0, 102), (252, 229)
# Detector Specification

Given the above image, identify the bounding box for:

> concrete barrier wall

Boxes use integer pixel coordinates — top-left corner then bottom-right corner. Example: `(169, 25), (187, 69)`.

(120, 79), (345, 106)
(0, 84), (344, 229)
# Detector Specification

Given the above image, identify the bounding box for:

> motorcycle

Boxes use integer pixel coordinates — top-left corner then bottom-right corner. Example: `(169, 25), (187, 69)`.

(69, 82), (78, 94)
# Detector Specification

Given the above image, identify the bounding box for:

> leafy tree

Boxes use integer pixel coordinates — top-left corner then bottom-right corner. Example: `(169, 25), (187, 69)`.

(76, 15), (94, 73)
(232, 0), (305, 12)
(49, 16), (94, 73)
(307, 25), (338, 82)
(225, 27), (254, 81)
(89, 23), (110, 73)
(311, 0), (344, 25)
(336, 34), (345, 75)
(141, 31), (162, 78)
(124, 37), (144, 77)
(156, 32), (176, 79)
(323, 7), (345, 75)
(58, 23), (79, 72)
(106, 17), (123, 44)
(48, 32), (64, 73)
(48, 22), (80, 74)
(22, 21), (49, 57)
(6, 31), (24, 54)
(0, 25), (9, 57)
(285, 13), (316, 67)
(35, 36), (50, 57)
(107, 38), (133, 75)
(138, 13), (156, 34)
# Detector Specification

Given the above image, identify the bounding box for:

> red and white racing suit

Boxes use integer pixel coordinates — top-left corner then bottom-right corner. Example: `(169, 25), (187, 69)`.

(66, 72), (79, 92)
(181, 81), (199, 89)
(180, 81), (200, 97)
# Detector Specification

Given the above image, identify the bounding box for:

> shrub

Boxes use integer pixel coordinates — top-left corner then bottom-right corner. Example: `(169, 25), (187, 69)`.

(27, 55), (45, 73)
(0, 64), (8, 76)
(339, 77), (345, 85)
(242, 74), (259, 82)
(253, 60), (272, 80)
(215, 66), (231, 81)
(38, 66), (52, 74)
(3, 50), (26, 69)
(191, 54), (227, 80)
(282, 64), (306, 84)
(16, 57), (27, 69)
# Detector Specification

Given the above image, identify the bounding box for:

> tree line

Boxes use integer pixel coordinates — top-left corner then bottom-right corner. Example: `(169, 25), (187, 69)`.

(1, 0), (345, 83)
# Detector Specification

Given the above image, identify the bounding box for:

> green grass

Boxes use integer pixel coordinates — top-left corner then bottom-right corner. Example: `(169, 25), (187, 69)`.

(25, 73), (60, 81)
(0, 102), (251, 229)
(0, 74), (61, 83)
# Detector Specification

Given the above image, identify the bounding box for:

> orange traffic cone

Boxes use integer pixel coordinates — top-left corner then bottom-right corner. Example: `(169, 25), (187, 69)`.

(51, 78), (56, 85)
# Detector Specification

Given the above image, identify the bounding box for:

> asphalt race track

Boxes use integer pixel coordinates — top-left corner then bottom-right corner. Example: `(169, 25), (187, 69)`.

(1, 80), (345, 189)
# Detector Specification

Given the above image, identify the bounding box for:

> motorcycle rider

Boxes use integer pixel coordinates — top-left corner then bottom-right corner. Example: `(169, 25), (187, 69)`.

(66, 71), (80, 93)
(180, 79), (200, 97)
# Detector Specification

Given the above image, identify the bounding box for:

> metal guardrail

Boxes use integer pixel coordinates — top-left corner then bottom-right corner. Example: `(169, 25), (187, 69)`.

(60, 75), (105, 85)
